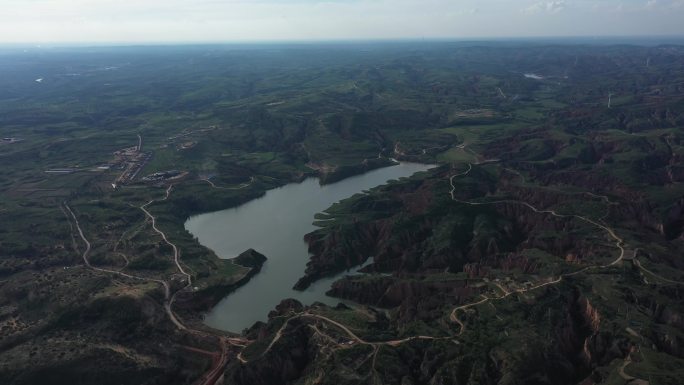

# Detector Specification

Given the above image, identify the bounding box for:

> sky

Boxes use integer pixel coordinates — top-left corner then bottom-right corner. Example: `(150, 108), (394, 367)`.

(1, 0), (684, 43)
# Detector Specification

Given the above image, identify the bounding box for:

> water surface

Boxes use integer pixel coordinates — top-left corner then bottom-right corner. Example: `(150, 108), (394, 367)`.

(185, 162), (434, 332)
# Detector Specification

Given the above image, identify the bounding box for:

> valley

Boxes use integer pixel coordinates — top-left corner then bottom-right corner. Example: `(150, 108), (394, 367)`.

(1, 42), (684, 384)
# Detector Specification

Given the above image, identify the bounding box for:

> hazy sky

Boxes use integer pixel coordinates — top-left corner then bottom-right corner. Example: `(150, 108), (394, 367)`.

(1, 0), (683, 43)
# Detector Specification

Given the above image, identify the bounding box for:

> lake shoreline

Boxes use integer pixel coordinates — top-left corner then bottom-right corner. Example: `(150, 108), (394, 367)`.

(185, 162), (435, 333)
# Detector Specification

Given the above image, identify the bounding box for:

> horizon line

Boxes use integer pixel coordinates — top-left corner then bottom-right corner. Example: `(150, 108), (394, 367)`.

(2, 34), (684, 48)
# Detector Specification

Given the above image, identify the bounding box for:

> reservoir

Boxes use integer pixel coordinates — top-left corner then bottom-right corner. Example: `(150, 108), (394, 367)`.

(185, 162), (434, 332)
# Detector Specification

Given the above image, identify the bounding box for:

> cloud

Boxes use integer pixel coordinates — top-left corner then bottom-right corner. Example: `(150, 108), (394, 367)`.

(611, 0), (683, 13)
(645, 0), (684, 10)
(523, 1), (566, 14)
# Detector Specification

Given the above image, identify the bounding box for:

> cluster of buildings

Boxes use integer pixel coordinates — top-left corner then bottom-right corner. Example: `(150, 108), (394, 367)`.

(113, 146), (151, 186)
(141, 170), (186, 182)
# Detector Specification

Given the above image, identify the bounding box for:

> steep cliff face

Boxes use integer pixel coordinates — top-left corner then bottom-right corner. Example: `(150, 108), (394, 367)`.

(326, 276), (396, 305)
(655, 305), (684, 331)
(227, 291), (640, 385)
(464, 253), (540, 278)
(651, 332), (684, 358)
(327, 275), (476, 315)
(580, 297), (601, 334)
(638, 291), (684, 358)
(663, 197), (684, 240)
(264, 143), (684, 385)
(550, 293), (634, 385)
(297, 172), (623, 290)
(297, 219), (391, 289)
(230, 321), (313, 385)
(230, 300), (335, 385)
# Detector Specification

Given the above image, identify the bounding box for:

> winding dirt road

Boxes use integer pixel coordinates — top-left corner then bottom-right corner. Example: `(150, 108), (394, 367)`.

(449, 163), (625, 267)
(260, 312), (450, 359)
(202, 176), (255, 190)
(634, 255), (683, 285)
(257, 161), (628, 363)
(618, 351), (650, 385)
(448, 162), (660, 385)
(445, 162), (658, 384)
(447, 163), (627, 330)
(64, 156), (665, 384)
(140, 185), (192, 288)
(63, 202), (183, 329)
(139, 185), (196, 328)
(64, 193), (235, 385)
(254, 162), (665, 382)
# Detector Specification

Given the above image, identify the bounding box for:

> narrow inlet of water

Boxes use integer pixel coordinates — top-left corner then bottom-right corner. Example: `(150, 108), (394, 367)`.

(185, 162), (435, 332)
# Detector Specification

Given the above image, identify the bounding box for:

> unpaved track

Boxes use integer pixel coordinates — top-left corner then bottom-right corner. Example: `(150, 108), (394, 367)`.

(634, 256), (683, 285)
(261, 312), (450, 358)
(202, 176), (255, 190)
(252, 160), (654, 383)
(449, 163), (625, 267)
(446, 162), (651, 383)
(138, 185), (193, 330)
(447, 163), (627, 331)
(64, 157), (658, 384)
(618, 356), (650, 385)
(261, 161), (627, 357)
(63, 202), (183, 329)
(65, 196), (234, 385)
(140, 185), (192, 289)
(137, 186), (240, 385)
